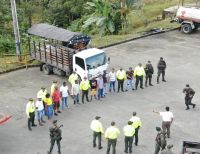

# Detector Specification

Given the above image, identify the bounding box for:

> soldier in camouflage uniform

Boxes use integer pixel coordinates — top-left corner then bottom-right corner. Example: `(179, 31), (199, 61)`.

(154, 127), (167, 154)
(48, 120), (62, 154)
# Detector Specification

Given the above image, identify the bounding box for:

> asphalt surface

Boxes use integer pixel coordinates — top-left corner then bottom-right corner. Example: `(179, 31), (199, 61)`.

(0, 30), (200, 154)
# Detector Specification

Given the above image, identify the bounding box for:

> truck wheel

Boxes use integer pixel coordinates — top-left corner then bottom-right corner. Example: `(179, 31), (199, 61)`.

(42, 64), (52, 75)
(181, 24), (192, 34)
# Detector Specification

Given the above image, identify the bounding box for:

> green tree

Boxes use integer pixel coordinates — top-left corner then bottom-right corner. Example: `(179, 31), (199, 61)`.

(82, 0), (121, 36)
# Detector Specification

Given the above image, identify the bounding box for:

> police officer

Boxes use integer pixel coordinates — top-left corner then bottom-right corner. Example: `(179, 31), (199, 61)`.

(26, 98), (37, 131)
(116, 68), (126, 92)
(129, 112), (142, 146)
(134, 63), (145, 90)
(123, 121), (135, 153)
(90, 116), (104, 149)
(144, 61), (154, 87)
(183, 84), (196, 110)
(157, 57), (166, 84)
(48, 120), (62, 154)
(160, 144), (174, 154)
(80, 76), (91, 103)
(68, 71), (78, 85)
(154, 127), (167, 154)
(105, 121), (120, 154)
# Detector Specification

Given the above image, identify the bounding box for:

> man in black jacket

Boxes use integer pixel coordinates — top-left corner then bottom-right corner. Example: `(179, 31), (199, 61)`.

(145, 61), (154, 87)
(157, 57), (166, 84)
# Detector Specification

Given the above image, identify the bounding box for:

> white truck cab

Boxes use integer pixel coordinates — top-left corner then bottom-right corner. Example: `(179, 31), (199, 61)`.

(73, 48), (109, 80)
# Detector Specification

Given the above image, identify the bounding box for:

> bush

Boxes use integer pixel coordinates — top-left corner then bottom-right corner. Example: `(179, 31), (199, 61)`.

(0, 36), (15, 54)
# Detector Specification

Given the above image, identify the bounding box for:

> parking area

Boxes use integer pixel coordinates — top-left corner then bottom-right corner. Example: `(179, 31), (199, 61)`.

(0, 30), (200, 154)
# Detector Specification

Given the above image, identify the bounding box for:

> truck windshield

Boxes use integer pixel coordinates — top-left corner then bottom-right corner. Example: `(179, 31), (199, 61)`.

(85, 53), (106, 70)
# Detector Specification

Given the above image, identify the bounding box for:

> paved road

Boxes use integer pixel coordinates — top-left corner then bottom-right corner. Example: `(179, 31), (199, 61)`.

(0, 30), (200, 154)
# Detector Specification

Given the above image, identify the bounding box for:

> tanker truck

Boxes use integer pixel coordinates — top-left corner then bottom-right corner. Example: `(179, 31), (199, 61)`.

(174, 6), (200, 34)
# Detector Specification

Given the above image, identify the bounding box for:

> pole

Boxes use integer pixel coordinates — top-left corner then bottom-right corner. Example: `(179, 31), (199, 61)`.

(10, 0), (21, 56)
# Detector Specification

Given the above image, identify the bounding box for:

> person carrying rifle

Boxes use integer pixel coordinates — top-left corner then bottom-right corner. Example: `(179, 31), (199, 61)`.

(154, 127), (167, 154)
(48, 120), (62, 154)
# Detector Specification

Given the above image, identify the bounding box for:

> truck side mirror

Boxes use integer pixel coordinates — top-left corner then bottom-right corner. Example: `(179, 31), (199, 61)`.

(108, 57), (110, 62)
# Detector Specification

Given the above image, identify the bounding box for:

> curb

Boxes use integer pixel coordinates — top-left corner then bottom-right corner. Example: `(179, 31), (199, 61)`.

(99, 27), (179, 49)
(0, 64), (40, 75)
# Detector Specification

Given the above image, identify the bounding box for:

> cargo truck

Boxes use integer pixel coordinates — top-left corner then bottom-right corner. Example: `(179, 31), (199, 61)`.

(28, 23), (109, 80)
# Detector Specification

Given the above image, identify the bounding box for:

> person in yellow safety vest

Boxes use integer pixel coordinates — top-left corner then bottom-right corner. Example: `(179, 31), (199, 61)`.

(129, 112), (142, 146)
(26, 98), (37, 131)
(116, 68), (126, 92)
(68, 71), (78, 85)
(37, 87), (47, 100)
(51, 80), (58, 96)
(105, 121), (120, 154)
(90, 116), (104, 149)
(134, 63), (145, 90)
(123, 121), (135, 153)
(80, 76), (91, 104)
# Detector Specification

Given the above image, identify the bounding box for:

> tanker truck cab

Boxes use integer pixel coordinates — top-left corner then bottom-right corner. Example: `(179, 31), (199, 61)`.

(73, 48), (109, 80)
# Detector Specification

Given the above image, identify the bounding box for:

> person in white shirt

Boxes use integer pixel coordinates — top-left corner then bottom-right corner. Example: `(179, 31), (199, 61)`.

(153, 106), (174, 138)
(72, 80), (80, 104)
(35, 97), (45, 126)
(60, 82), (69, 109)
(109, 68), (116, 92)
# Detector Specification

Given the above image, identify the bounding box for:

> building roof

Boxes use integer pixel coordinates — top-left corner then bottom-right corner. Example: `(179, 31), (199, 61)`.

(28, 23), (80, 42)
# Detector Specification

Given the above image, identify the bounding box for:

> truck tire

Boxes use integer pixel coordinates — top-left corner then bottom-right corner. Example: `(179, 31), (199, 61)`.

(181, 24), (192, 34)
(42, 64), (52, 75)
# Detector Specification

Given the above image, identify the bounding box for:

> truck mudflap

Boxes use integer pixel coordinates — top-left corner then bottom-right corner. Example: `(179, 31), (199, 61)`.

(182, 141), (200, 154)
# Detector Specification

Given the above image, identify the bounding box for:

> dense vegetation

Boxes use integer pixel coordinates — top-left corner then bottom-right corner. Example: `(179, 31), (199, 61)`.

(0, 0), (185, 55)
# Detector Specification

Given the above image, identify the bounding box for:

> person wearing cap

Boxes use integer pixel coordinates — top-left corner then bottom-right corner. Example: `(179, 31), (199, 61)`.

(116, 68), (126, 92)
(134, 63), (145, 90)
(90, 116), (104, 149)
(68, 71), (78, 85)
(105, 121), (120, 154)
(26, 98), (37, 131)
(97, 75), (104, 100)
(129, 112), (142, 146)
(89, 77), (98, 101)
(60, 82), (70, 109)
(157, 57), (166, 84)
(126, 67), (135, 91)
(51, 80), (58, 96)
(154, 127), (167, 154)
(153, 107), (173, 138)
(108, 68), (116, 92)
(35, 97), (45, 126)
(37, 87), (47, 100)
(123, 121), (135, 153)
(44, 93), (54, 120)
(160, 144), (174, 154)
(48, 120), (62, 154)
(144, 60), (154, 87)
(80, 76), (91, 103)
(183, 84), (196, 110)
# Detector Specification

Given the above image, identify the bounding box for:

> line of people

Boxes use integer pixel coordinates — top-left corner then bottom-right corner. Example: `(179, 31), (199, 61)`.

(90, 112), (141, 154)
(25, 57), (167, 131)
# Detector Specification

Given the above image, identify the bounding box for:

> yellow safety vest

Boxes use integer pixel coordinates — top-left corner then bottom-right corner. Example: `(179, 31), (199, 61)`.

(90, 120), (104, 133)
(134, 66), (145, 77)
(80, 80), (90, 90)
(51, 83), (57, 95)
(37, 89), (47, 100)
(68, 73), (78, 85)
(123, 125), (135, 137)
(130, 116), (142, 129)
(26, 101), (35, 116)
(105, 126), (120, 139)
(116, 70), (126, 80)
